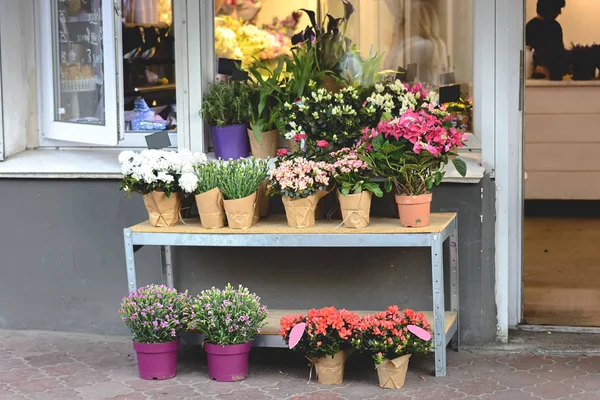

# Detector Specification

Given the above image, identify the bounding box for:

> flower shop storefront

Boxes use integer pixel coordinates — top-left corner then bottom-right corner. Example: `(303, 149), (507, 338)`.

(0, 0), (524, 381)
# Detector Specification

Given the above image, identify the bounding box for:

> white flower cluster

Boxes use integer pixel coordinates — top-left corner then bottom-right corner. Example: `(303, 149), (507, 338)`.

(119, 149), (207, 194)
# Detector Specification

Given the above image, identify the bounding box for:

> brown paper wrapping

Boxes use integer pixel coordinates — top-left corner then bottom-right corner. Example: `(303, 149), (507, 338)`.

(282, 194), (318, 228)
(195, 188), (226, 229)
(309, 350), (351, 385)
(248, 128), (279, 159)
(315, 188), (333, 220)
(376, 354), (411, 389)
(337, 191), (372, 229)
(142, 191), (182, 227)
(256, 180), (269, 218)
(223, 192), (258, 229)
(288, 139), (301, 154)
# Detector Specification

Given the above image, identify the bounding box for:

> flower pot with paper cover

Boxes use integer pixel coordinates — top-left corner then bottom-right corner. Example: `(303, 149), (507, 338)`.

(360, 109), (467, 228)
(201, 81), (252, 160)
(220, 158), (269, 229)
(189, 284), (268, 382)
(267, 156), (334, 228)
(180, 161), (227, 229)
(280, 307), (360, 385)
(119, 149), (208, 227)
(331, 148), (382, 228)
(119, 285), (191, 380)
(352, 307), (432, 389)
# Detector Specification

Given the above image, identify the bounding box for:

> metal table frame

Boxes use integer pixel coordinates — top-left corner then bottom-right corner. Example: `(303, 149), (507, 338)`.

(123, 215), (459, 377)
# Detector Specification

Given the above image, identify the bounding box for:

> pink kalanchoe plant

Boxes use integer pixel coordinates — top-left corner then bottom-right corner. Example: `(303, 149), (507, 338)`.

(330, 148), (383, 197)
(267, 156), (334, 199)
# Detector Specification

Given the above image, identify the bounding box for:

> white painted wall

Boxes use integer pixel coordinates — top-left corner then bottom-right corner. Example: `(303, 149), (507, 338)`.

(526, 0), (600, 46)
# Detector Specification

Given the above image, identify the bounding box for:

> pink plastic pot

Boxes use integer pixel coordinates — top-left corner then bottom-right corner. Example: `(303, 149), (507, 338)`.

(133, 340), (179, 380)
(204, 342), (252, 382)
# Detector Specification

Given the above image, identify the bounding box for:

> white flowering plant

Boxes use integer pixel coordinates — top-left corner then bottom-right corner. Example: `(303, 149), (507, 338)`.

(119, 150), (207, 197)
(282, 86), (367, 150)
(178, 161), (226, 196)
(190, 284), (268, 346)
(119, 284), (192, 344)
(220, 157), (269, 200)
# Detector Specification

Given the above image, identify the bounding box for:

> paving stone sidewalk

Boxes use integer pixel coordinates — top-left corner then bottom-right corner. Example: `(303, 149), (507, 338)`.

(1, 330), (600, 400)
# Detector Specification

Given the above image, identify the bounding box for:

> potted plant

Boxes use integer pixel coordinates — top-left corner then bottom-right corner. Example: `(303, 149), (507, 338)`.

(119, 285), (191, 380)
(246, 58), (287, 159)
(220, 157), (269, 229)
(570, 44), (597, 81)
(119, 150), (207, 227)
(361, 109), (467, 228)
(352, 306), (432, 389)
(179, 161), (227, 229)
(331, 147), (383, 228)
(267, 156), (333, 228)
(444, 96), (472, 133)
(190, 284), (268, 382)
(280, 307), (360, 385)
(201, 81), (253, 160)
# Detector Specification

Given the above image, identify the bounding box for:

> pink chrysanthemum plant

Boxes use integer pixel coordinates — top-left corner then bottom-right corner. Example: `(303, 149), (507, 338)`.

(360, 109), (467, 196)
(119, 284), (192, 344)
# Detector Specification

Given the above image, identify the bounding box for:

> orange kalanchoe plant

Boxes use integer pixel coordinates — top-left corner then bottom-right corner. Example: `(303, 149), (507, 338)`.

(280, 307), (361, 359)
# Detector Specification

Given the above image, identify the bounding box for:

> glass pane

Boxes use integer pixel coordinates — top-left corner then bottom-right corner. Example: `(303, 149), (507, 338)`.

(54, 0), (106, 125)
(213, 0), (475, 135)
(121, 0), (177, 133)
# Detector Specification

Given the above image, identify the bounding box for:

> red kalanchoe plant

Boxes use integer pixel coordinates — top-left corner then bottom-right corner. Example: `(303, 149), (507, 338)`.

(280, 307), (361, 360)
(352, 306), (432, 365)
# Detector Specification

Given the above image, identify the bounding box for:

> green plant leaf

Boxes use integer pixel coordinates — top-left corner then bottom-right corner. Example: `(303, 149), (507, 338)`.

(452, 158), (467, 177)
(384, 179), (393, 193)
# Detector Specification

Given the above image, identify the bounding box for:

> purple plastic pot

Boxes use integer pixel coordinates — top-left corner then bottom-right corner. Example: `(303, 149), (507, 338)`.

(204, 342), (252, 382)
(133, 340), (179, 380)
(211, 124), (249, 160)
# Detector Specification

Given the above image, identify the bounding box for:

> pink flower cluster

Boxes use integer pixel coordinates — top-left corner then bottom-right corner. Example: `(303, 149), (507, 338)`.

(363, 109), (464, 157)
(268, 157), (333, 199)
(331, 148), (369, 175)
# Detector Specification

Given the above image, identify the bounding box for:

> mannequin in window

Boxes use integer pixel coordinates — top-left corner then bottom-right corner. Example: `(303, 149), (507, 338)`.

(384, 0), (449, 86)
(526, 0), (566, 80)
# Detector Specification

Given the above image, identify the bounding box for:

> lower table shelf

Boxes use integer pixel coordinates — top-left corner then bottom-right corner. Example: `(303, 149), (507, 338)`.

(253, 309), (458, 349)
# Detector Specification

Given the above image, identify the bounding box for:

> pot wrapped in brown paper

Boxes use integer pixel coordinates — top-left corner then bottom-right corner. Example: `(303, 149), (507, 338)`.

(195, 188), (226, 229)
(287, 139), (301, 154)
(256, 180), (269, 218)
(337, 191), (372, 229)
(223, 192), (258, 229)
(376, 354), (411, 389)
(248, 129), (279, 159)
(309, 350), (351, 385)
(282, 194), (318, 228)
(314, 188), (333, 220)
(143, 191), (182, 227)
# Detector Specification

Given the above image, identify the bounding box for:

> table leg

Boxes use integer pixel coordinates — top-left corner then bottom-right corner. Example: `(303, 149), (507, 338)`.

(161, 246), (175, 289)
(124, 228), (137, 293)
(450, 222), (460, 351)
(431, 233), (446, 377)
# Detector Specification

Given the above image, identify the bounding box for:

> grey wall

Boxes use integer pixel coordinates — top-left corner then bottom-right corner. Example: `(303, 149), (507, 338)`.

(0, 177), (496, 344)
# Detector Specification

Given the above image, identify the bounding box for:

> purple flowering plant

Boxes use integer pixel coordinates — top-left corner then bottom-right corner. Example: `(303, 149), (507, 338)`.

(190, 284), (268, 345)
(119, 284), (191, 344)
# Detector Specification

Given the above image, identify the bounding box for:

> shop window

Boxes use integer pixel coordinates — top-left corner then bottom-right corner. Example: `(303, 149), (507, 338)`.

(212, 0), (477, 147)
(39, 0), (177, 147)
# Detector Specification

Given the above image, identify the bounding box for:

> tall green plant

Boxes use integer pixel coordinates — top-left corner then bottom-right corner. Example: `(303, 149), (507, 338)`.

(201, 81), (252, 127)
(220, 158), (269, 200)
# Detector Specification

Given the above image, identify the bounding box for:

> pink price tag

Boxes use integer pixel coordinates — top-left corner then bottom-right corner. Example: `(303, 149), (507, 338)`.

(288, 323), (306, 349)
(407, 325), (432, 341)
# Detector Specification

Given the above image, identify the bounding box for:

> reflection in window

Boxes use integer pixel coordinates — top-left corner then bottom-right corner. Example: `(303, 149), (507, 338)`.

(121, 0), (177, 132)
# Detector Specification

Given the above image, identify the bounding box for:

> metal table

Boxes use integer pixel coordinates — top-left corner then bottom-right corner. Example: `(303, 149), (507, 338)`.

(123, 213), (459, 377)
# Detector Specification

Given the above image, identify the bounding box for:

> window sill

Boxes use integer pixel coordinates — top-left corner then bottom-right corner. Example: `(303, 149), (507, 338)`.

(0, 149), (485, 183)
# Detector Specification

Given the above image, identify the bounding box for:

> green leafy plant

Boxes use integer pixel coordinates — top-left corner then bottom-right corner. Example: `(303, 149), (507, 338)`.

(219, 158), (269, 200)
(331, 148), (383, 197)
(119, 285), (191, 344)
(192, 161), (225, 195)
(201, 81), (253, 127)
(190, 284), (268, 345)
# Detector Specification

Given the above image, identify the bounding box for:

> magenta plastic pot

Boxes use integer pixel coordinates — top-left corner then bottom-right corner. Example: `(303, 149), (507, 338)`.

(204, 342), (252, 382)
(133, 340), (179, 380)
(211, 124), (249, 160)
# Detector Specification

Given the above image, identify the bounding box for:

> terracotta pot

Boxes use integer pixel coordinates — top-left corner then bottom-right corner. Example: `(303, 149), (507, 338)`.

(376, 355), (411, 389)
(248, 128), (279, 159)
(394, 193), (433, 228)
(337, 191), (372, 229)
(142, 191), (182, 227)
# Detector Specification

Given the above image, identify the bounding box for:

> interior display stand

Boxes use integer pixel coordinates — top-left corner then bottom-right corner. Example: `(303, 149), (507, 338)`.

(123, 213), (459, 377)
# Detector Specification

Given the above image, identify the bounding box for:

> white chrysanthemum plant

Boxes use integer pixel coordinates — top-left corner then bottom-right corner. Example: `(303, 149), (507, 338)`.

(119, 149), (207, 197)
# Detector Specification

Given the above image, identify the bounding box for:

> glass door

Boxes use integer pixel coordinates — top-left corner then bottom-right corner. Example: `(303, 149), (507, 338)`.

(41, 0), (119, 145)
